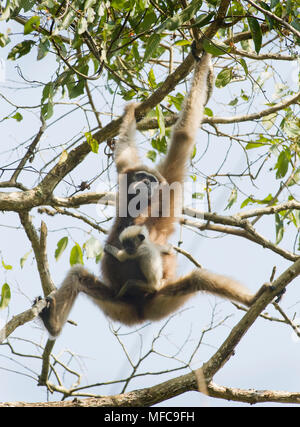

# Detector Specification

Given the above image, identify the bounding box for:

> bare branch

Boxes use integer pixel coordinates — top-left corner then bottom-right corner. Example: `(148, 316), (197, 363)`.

(0, 299), (47, 344)
(207, 382), (300, 405)
(19, 212), (55, 296)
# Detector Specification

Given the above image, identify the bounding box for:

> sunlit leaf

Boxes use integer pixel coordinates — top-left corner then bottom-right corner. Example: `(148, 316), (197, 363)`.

(84, 236), (102, 259)
(0, 283), (11, 310)
(2, 259), (12, 270)
(225, 188), (237, 210)
(20, 250), (32, 268)
(55, 237), (68, 261)
(85, 131), (99, 153)
(24, 16), (40, 35)
(70, 243), (84, 266)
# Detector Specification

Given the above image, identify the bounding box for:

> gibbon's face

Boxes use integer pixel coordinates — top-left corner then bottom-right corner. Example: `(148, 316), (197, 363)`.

(119, 225), (148, 255)
(131, 171), (160, 199)
(122, 233), (145, 255)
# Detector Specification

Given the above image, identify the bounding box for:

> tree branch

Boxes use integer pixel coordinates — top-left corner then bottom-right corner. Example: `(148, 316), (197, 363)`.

(19, 212), (55, 296)
(245, 0), (300, 40)
(0, 298), (47, 344)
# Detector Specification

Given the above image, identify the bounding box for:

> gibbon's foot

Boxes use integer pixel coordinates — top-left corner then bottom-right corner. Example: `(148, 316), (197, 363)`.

(33, 295), (54, 330)
(116, 279), (156, 299)
(249, 282), (275, 305)
(251, 282), (286, 305)
(274, 288), (286, 303)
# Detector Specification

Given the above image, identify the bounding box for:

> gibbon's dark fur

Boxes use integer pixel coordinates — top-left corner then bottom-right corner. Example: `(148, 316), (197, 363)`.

(37, 51), (269, 337)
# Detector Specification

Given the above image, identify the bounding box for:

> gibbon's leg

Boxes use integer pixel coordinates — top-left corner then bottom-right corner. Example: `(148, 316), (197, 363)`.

(143, 269), (271, 321)
(158, 53), (213, 184)
(37, 266), (121, 337)
(114, 103), (141, 174)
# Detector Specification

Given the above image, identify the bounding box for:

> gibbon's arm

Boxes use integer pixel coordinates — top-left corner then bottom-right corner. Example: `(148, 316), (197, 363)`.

(114, 103), (141, 174)
(104, 243), (130, 262)
(158, 53), (213, 184)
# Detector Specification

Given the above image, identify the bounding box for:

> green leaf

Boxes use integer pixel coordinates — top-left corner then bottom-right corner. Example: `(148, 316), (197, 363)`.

(240, 197), (254, 208)
(85, 131), (99, 153)
(67, 65), (88, 98)
(275, 213), (284, 245)
(192, 192), (204, 200)
(275, 150), (291, 179)
(225, 188), (237, 210)
(55, 237), (68, 261)
(0, 283), (11, 310)
(203, 39), (230, 56)
(192, 12), (214, 28)
(157, 0), (203, 32)
(151, 136), (167, 154)
(20, 250), (32, 268)
(191, 145), (196, 159)
(288, 168), (300, 187)
(215, 68), (233, 88)
(0, 32), (11, 47)
(245, 142), (266, 149)
(2, 259), (12, 270)
(143, 33), (161, 62)
(7, 40), (35, 60)
(37, 37), (50, 60)
(41, 101), (54, 121)
(12, 112), (23, 122)
(0, 1), (12, 21)
(148, 68), (156, 88)
(41, 82), (54, 104)
(240, 58), (248, 75)
(155, 105), (165, 139)
(84, 236), (102, 259)
(24, 16), (40, 35)
(70, 243), (84, 266)
(229, 97), (238, 106)
(283, 120), (300, 139)
(167, 93), (184, 111)
(204, 107), (213, 117)
(270, 0), (279, 8)
(147, 150), (157, 162)
(262, 113), (277, 130)
(247, 17), (262, 54)
(78, 17), (88, 34)
(175, 40), (191, 46)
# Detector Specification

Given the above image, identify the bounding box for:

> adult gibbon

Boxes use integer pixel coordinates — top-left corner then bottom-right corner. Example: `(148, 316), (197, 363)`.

(36, 48), (270, 338)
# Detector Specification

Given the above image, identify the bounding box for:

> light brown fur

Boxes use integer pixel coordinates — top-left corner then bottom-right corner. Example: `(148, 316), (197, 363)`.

(36, 52), (270, 337)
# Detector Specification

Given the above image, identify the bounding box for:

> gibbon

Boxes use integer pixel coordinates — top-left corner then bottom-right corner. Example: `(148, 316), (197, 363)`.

(36, 47), (270, 338)
(105, 225), (173, 298)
